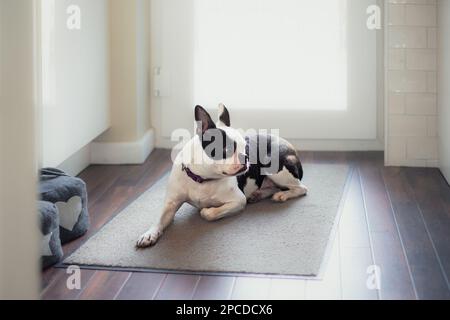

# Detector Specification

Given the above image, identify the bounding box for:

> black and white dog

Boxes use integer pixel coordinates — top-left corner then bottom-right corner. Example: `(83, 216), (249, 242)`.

(136, 104), (307, 248)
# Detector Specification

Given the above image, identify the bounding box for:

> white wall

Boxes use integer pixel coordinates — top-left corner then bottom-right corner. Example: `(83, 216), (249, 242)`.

(0, 0), (40, 299)
(385, 1), (439, 167)
(41, 0), (109, 167)
(89, 0), (154, 166)
(95, 0), (151, 143)
(40, 0), (153, 173)
(438, 0), (450, 182)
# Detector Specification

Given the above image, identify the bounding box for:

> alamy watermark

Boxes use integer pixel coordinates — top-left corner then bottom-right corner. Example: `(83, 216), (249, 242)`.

(66, 5), (81, 30)
(367, 5), (382, 30)
(66, 265), (81, 290)
(366, 264), (382, 290)
(171, 126), (281, 175)
(63, 3), (382, 32)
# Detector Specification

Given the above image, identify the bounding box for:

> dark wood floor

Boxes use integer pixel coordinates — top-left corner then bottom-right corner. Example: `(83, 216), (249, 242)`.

(41, 150), (450, 300)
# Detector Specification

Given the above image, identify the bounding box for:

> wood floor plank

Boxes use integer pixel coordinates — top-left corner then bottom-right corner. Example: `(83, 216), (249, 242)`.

(154, 274), (200, 300)
(312, 151), (347, 164)
(338, 169), (378, 299)
(358, 151), (385, 168)
(115, 272), (166, 300)
(192, 276), (235, 300)
(370, 231), (416, 300)
(305, 231), (342, 300)
(82, 165), (130, 207)
(41, 267), (63, 291)
(77, 165), (113, 195)
(89, 185), (137, 230)
(78, 271), (131, 300)
(230, 277), (271, 300)
(41, 269), (96, 300)
(339, 170), (371, 248)
(382, 167), (450, 299)
(341, 151), (361, 167)
(405, 168), (450, 289)
(340, 247), (378, 300)
(359, 165), (416, 300)
(359, 166), (404, 234)
(268, 278), (305, 300)
(116, 149), (171, 188)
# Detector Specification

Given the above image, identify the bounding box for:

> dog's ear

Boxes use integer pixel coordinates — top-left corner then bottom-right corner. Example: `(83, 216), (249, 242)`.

(195, 105), (216, 135)
(217, 103), (231, 127)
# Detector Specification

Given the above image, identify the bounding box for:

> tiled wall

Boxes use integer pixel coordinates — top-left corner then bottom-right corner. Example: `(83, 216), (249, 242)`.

(386, 0), (439, 167)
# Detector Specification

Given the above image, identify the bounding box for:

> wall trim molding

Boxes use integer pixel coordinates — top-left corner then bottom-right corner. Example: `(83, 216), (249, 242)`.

(288, 139), (384, 152)
(90, 129), (155, 165)
(57, 129), (155, 176)
(57, 144), (91, 177)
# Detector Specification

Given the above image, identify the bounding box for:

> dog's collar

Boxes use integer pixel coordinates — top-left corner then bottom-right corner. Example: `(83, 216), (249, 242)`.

(182, 164), (210, 184)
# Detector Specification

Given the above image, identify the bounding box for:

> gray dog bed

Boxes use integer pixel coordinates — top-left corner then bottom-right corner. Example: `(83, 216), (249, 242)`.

(39, 168), (89, 244)
(39, 201), (63, 269)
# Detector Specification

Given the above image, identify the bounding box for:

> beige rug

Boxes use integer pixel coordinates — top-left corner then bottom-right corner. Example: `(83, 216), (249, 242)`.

(65, 164), (350, 277)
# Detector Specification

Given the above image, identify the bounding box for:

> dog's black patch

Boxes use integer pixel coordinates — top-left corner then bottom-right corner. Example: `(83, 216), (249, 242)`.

(237, 133), (303, 192)
(195, 105), (237, 161)
(201, 128), (237, 161)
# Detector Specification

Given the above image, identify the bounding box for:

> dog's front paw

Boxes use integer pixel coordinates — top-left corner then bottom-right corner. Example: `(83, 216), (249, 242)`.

(300, 184), (308, 196)
(136, 228), (162, 248)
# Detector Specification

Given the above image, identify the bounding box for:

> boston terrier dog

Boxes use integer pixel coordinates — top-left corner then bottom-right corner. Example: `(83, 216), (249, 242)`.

(136, 104), (308, 248)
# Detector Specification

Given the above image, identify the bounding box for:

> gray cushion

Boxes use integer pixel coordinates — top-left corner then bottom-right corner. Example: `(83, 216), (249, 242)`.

(39, 168), (90, 244)
(39, 201), (63, 269)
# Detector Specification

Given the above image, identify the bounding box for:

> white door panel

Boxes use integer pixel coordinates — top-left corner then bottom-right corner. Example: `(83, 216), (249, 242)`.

(151, 0), (378, 140)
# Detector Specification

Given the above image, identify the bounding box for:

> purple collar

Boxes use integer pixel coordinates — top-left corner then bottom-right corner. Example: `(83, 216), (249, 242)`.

(182, 164), (210, 184)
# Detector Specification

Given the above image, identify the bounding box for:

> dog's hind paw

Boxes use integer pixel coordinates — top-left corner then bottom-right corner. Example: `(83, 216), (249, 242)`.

(200, 207), (219, 221)
(272, 191), (289, 202)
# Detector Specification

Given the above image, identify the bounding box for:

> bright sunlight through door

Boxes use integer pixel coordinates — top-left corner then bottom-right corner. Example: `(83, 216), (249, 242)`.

(194, 0), (348, 110)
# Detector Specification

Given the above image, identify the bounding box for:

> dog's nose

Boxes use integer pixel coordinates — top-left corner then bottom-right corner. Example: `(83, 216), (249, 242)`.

(238, 153), (248, 165)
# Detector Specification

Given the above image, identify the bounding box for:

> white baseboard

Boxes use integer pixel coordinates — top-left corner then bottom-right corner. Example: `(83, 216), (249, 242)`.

(386, 159), (439, 168)
(288, 139), (384, 151)
(57, 144), (91, 176)
(56, 130), (155, 176)
(90, 129), (155, 165)
(441, 168), (450, 185)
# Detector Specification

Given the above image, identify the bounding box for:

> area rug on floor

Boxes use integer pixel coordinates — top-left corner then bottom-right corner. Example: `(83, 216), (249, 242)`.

(64, 164), (350, 277)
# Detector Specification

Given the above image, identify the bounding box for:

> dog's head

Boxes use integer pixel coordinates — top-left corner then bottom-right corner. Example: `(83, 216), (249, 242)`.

(194, 104), (248, 177)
